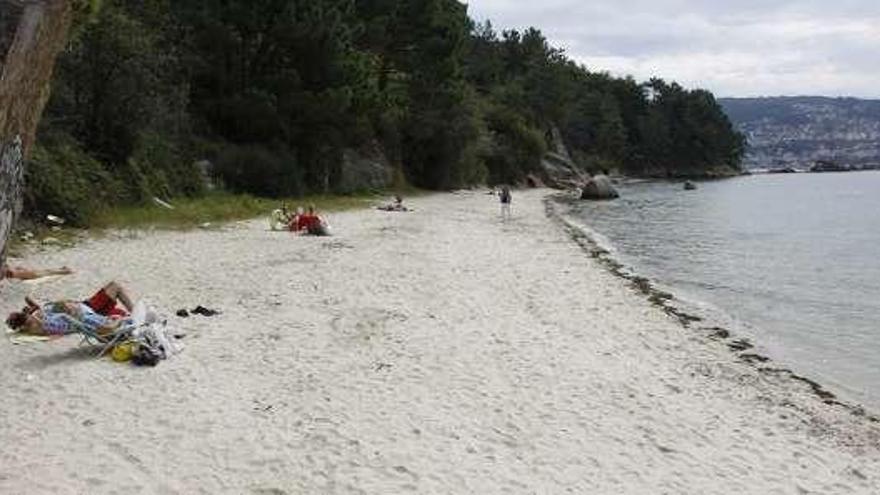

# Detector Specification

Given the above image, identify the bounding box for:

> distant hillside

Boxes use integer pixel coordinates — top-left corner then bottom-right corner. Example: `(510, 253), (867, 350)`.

(719, 97), (880, 169)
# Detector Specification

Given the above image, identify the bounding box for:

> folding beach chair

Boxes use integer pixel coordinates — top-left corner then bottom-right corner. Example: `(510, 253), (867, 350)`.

(61, 314), (136, 358)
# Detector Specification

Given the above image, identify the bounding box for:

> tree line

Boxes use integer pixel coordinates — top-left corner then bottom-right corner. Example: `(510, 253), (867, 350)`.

(29, 0), (745, 225)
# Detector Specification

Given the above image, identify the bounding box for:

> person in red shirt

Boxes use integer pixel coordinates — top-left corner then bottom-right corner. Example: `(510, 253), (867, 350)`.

(289, 205), (329, 235)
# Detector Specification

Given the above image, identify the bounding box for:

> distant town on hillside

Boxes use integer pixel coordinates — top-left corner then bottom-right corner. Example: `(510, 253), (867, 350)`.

(719, 97), (880, 171)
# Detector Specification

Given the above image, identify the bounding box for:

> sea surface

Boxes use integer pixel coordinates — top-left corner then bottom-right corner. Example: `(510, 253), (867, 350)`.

(566, 171), (880, 409)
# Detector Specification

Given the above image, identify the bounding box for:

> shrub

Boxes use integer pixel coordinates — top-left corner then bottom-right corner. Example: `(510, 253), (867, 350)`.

(25, 141), (122, 226)
(482, 103), (546, 184)
(213, 143), (303, 198)
(129, 131), (203, 200)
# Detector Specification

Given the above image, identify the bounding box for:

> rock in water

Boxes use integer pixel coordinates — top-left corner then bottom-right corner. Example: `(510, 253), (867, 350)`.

(810, 160), (851, 173)
(580, 175), (619, 200)
(684, 181), (697, 190)
(768, 167), (799, 174)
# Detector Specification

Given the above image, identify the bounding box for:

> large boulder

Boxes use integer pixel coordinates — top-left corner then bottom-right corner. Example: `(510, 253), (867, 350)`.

(580, 174), (619, 200)
(0, 0), (72, 262)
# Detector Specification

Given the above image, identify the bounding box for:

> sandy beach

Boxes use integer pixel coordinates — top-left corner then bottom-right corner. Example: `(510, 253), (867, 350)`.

(1, 189), (879, 494)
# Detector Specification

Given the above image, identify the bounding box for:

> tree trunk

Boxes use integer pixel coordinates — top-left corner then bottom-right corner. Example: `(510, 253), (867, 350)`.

(0, 0), (72, 266)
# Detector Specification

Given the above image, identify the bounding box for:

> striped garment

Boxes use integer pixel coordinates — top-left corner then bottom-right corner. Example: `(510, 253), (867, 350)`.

(40, 303), (114, 335)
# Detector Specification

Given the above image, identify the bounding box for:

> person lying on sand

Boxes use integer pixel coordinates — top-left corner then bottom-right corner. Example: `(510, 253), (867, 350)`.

(5, 281), (136, 336)
(6, 300), (130, 337)
(289, 205), (330, 236)
(377, 195), (409, 212)
(1, 263), (73, 281)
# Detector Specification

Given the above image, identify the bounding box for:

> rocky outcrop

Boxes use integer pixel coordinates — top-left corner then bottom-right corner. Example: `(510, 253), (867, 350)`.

(540, 152), (585, 189)
(336, 141), (394, 194)
(538, 126), (587, 188)
(0, 0), (72, 262)
(580, 174), (619, 200)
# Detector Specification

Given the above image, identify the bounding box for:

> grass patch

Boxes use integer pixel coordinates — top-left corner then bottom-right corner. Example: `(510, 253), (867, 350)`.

(6, 226), (86, 257)
(89, 191), (385, 230)
(8, 189), (426, 256)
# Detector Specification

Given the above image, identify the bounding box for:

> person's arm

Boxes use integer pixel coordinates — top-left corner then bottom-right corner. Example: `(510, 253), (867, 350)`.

(25, 296), (40, 311)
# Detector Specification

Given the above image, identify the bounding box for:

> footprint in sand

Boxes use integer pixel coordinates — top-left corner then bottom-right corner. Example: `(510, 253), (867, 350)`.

(330, 308), (408, 345)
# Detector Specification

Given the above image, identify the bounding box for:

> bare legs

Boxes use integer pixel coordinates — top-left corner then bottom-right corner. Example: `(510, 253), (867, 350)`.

(500, 203), (511, 221)
(2, 265), (72, 281)
(102, 281), (135, 312)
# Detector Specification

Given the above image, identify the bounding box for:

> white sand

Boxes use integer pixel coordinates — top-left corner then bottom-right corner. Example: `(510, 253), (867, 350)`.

(1, 190), (879, 494)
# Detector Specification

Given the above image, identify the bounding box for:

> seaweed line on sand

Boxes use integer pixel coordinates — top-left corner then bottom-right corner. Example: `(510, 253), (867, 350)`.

(544, 194), (878, 423)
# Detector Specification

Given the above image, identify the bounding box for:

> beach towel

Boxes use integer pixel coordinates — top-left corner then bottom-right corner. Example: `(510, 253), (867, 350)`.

(6, 328), (56, 345)
(20, 274), (67, 286)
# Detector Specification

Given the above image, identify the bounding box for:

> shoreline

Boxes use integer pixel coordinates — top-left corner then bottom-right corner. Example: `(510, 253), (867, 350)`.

(1, 189), (879, 493)
(547, 193), (879, 421)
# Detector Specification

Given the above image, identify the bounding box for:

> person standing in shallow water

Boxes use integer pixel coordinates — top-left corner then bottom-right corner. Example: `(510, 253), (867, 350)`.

(499, 186), (512, 220)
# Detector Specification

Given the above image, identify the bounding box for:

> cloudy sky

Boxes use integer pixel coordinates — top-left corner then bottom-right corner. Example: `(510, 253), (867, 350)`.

(466, 1), (880, 98)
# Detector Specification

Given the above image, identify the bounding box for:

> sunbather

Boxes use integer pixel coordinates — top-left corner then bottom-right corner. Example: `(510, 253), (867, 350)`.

(377, 195), (409, 212)
(1, 263), (73, 281)
(289, 205), (330, 236)
(5, 281), (136, 336)
(7, 303), (128, 337)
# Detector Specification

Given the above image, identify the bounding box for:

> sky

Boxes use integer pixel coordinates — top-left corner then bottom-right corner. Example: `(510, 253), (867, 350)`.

(465, 1), (880, 98)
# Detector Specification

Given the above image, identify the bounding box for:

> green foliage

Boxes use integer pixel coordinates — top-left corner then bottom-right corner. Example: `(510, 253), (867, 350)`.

(175, 0), (379, 192)
(213, 143), (302, 198)
(464, 26), (743, 181)
(25, 140), (121, 226)
(71, 0), (105, 28)
(482, 103), (546, 184)
(31, 0), (745, 228)
(91, 191), (380, 230)
(633, 79), (745, 177)
(49, 3), (187, 165)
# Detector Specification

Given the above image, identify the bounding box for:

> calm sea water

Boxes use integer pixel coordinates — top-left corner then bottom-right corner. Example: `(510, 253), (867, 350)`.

(566, 171), (880, 409)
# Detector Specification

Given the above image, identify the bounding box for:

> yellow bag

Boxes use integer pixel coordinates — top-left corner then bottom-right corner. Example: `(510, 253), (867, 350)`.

(111, 342), (135, 362)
